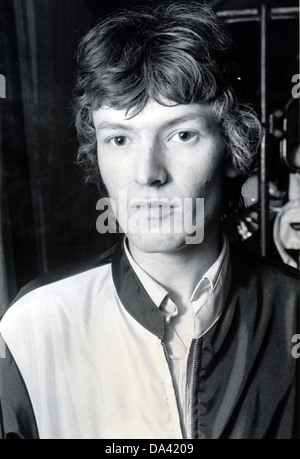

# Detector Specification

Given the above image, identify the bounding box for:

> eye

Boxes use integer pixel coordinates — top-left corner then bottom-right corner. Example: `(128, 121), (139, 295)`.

(108, 136), (128, 147)
(168, 131), (198, 143)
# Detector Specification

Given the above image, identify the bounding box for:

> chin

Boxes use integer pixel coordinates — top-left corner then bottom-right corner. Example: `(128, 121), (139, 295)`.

(127, 231), (188, 254)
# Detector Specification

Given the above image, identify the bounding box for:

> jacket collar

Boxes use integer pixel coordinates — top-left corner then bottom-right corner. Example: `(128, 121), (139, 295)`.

(111, 238), (166, 339)
(111, 236), (231, 341)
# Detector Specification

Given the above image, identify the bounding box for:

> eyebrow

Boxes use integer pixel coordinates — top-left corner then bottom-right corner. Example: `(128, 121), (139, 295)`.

(95, 114), (211, 132)
(96, 122), (135, 132)
(162, 114), (210, 129)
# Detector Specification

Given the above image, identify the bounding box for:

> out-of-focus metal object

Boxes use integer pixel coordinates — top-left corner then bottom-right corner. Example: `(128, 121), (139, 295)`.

(218, 5), (299, 256)
(279, 98), (300, 173)
(217, 6), (299, 24)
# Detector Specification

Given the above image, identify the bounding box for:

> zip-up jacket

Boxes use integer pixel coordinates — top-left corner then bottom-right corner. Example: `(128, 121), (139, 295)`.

(0, 240), (299, 439)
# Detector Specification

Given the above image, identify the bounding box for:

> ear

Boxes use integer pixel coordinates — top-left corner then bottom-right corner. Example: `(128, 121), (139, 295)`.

(224, 156), (240, 178)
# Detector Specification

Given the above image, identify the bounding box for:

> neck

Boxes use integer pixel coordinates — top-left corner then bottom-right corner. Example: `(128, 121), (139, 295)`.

(128, 231), (222, 304)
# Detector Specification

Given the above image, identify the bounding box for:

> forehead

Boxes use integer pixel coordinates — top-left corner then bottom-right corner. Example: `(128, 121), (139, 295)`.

(92, 99), (218, 132)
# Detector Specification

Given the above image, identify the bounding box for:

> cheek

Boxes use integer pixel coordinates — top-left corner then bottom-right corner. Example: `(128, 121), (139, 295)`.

(176, 139), (225, 191)
(179, 161), (224, 199)
(97, 153), (120, 192)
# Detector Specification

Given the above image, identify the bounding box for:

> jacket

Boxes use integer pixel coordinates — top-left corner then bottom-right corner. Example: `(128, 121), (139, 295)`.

(0, 241), (299, 439)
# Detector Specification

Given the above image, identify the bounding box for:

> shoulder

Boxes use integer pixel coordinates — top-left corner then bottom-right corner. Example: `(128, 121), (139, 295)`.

(12, 243), (117, 305)
(230, 243), (300, 295)
(0, 242), (118, 332)
(227, 245), (299, 344)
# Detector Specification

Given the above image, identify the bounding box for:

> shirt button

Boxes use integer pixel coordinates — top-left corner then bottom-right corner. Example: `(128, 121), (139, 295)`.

(165, 302), (176, 314)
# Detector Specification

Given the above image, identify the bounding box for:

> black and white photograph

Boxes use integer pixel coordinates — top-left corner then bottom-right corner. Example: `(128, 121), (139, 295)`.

(0, 0), (299, 441)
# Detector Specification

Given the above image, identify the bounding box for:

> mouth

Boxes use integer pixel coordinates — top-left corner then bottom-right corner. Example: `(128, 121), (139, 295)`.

(128, 198), (179, 210)
(128, 201), (179, 223)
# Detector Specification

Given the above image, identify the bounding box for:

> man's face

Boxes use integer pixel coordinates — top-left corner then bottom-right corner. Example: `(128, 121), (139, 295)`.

(93, 99), (228, 254)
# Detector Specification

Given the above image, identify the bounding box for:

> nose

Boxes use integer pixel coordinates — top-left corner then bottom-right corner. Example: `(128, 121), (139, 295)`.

(134, 141), (168, 187)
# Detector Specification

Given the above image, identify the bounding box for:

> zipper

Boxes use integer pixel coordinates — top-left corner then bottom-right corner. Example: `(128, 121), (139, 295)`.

(189, 338), (199, 439)
(161, 340), (171, 369)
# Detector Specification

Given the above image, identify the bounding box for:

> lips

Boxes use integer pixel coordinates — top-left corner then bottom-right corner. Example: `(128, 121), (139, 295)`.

(128, 198), (179, 209)
(127, 201), (179, 223)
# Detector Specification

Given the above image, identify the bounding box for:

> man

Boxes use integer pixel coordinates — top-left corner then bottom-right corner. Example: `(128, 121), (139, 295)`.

(0, 1), (299, 439)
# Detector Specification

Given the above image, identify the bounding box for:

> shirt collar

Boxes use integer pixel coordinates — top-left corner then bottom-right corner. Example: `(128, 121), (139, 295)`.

(124, 233), (228, 308)
(124, 238), (168, 307)
(190, 232), (227, 302)
(111, 235), (231, 340)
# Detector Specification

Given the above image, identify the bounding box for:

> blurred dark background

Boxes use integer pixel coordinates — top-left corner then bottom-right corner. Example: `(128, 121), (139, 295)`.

(0, 0), (299, 314)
